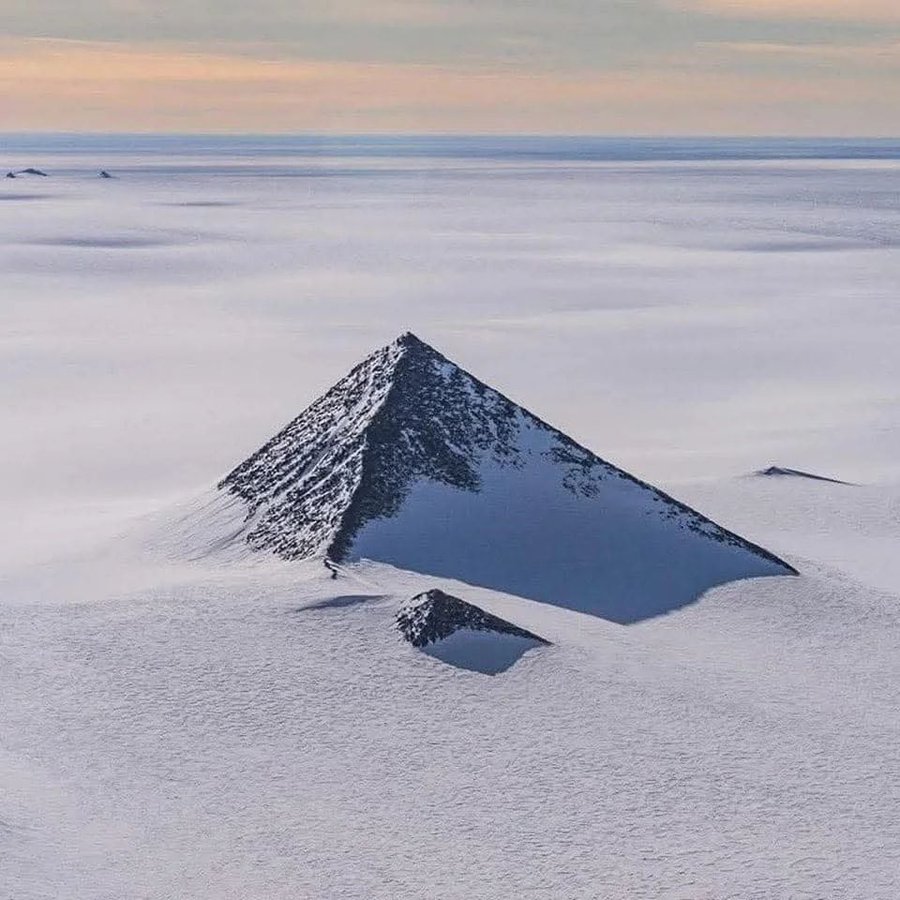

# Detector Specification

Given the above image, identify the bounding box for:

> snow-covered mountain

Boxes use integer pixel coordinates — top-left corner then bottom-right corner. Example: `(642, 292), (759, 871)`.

(215, 333), (795, 622)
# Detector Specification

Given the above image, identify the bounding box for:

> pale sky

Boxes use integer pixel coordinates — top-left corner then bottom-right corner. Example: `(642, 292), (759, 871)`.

(1, 0), (898, 133)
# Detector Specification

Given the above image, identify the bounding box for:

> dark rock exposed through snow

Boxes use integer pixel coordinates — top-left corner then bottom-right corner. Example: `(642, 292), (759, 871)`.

(397, 589), (549, 674)
(754, 466), (853, 485)
(397, 589), (550, 648)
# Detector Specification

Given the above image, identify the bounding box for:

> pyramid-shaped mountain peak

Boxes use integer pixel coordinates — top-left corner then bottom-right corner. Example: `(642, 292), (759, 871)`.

(395, 330), (426, 346)
(216, 335), (796, 623)
(383, 330), (436, 355)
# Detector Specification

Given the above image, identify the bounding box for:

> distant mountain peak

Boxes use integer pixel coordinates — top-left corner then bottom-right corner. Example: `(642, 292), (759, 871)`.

(395, 329), (424, 345)
(754, 466), (852, 485)
(213, 335), (796, 623)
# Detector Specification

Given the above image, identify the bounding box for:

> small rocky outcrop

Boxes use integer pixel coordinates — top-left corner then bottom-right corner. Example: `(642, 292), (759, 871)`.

(396, 589), (549, 674)
(755, 466), (851, 485)
(397, 589), (549, 648)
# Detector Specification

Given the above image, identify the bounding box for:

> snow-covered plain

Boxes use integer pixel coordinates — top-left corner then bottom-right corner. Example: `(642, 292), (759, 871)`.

(3, 137), (900, 897)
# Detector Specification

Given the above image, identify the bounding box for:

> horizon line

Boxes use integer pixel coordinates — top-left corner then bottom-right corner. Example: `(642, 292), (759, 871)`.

(3, 131), (900, 139)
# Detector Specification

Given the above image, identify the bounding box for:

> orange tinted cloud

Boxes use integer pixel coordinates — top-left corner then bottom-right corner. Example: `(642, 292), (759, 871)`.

(0, 38), (897, 133)
(679, 0), (900, 22)
(707, 40), (900, 65)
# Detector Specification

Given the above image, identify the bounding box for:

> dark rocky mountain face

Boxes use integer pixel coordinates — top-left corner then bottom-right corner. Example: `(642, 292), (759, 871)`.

(330, 334), (526, 558)
(219, 335), (405, 559)
(220, 332), (603, 561)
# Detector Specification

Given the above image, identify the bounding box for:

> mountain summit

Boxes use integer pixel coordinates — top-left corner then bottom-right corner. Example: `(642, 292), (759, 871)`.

(216, 332), (795, 622)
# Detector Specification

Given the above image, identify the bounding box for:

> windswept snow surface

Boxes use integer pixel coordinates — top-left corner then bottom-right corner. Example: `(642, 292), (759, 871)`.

(3, 137), (900, 898)
(3, 547), (900, 899)
(677, 475), (900, 598)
